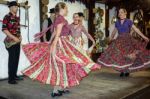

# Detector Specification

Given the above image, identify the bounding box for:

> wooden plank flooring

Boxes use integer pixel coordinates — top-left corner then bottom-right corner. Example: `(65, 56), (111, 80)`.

(0, 68), (150, 99)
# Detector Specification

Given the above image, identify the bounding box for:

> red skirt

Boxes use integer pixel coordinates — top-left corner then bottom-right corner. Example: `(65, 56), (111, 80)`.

(97, 33), (150, 72)
(22, 36), (100, 88)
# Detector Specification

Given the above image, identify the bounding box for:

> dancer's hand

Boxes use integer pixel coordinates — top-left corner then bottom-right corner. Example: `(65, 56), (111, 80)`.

(13, 37), (21, 43)
(108, 37), (114, 44)
(48, 40), (52, 45)
(49, 44), (56, 56)
(49, 46), (55, 56)
(19, 36), (22, 42)
(126, 53), (136, 60)
(86, 50), (91, 56)
(87, 45), (94, 56)
(92, 41), (96, 46)
(49, 43), (53, 54)
(143, 36), (149, 42)
(90, 41), (96, 51)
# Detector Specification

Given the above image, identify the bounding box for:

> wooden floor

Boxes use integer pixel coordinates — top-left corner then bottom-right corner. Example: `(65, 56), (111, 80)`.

(0, 68), (150, 99)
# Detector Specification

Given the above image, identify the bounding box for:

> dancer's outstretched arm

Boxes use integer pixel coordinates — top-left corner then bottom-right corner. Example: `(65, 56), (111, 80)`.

(132, 25), (149, 42)
(82, 26), (95, 46)
(110, 28), (117, 41)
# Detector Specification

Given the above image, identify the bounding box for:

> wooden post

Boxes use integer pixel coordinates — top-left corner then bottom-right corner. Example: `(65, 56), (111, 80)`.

(105, 4), (109, 37)
(86, 0), (95, 36)
(39, 0), (43, 31)
(86, 0), (95, 47)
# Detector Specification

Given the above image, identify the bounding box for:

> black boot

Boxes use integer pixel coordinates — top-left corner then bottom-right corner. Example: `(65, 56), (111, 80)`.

(51, 92), (62, 97)
(125, 72), (130, 77)
(58, 89), (70, 94)
(120, 72), (124, 77)
(8, 80), (18, 84)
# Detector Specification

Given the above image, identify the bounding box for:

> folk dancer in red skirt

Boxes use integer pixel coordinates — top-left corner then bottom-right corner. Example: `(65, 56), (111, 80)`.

(97, 8), (150, 77)
(69, 13), (95, 54)
(22, 2), (100, 97)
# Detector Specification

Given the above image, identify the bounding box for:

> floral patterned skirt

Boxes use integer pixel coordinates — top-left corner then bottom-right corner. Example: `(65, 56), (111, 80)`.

(22, 36), (100, 88)
(69, 36), (84, 49)
(97, 34), (150, 72)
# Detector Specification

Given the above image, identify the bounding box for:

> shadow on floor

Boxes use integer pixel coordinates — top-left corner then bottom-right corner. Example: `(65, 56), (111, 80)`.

(123, 85), (150, 99)
(0, 96), (7, 99)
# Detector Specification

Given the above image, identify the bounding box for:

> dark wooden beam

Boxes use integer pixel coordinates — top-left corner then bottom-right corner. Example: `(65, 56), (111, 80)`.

(39, 0), (43, 31)
(105, 4), (109, 37)
(86, 0), (95, 46)
(86, 0), (95, 36)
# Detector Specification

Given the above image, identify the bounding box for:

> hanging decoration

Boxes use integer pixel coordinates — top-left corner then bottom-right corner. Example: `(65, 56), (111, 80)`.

(92, 7), (108, 53)
(132, 8), (144, 41)
(41, 0), (49, 21)
(83, 9), (89, 20)
(62, 0), (90, 5)
(111, 8), (117, 24)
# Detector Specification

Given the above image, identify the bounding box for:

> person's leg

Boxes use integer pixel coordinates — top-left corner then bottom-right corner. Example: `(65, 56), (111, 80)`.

(58, 88), (70, 94)
(13, 44), (23, 80)
(124, 50), (142, 77)
(14, 44), (20, 77)
(120, 72), (125, 77)
(51, 86), (62, 97)
(121, 50), (137, 77)
(7, 46), (17, 84)
(53, 86), (61, 93)
(124, 69), (130, 77)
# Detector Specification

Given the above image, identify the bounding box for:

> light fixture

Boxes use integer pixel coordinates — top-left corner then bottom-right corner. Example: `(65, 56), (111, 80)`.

(111, 16), (117, 24)
(113, 17), (117, 22)
(134, 19), (138, 24)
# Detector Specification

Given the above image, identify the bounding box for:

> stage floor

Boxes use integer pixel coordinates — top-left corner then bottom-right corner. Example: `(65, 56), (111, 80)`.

(0, 68), (150, 99)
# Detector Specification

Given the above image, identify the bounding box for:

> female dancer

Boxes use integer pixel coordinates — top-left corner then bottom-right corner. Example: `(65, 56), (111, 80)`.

(97, 8), (150, 77)
(78, 12), (84, 25)
(22, 2), (100, 97)
(69, 13), (95, 53)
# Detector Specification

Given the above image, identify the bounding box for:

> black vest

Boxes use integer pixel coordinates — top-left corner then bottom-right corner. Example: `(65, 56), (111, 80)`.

(46, 18), (52, 41)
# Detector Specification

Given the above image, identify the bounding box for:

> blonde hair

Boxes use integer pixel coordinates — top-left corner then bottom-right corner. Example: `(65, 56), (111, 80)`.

(119, 8), (127, 14)
(55, 2), (66, 14)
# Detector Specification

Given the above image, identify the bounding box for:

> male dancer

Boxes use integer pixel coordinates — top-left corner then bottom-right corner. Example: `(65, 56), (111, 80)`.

(2, 1), (23, 84)
(42, 8), (55, 42)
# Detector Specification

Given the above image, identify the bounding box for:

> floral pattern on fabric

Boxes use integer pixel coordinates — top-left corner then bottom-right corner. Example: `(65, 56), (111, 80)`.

(2, 12), (20, 48)
(98, 34), (150, 72)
